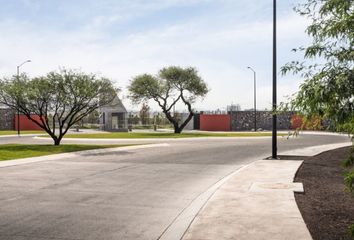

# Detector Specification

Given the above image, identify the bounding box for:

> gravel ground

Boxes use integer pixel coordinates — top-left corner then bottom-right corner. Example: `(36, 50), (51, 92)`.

(295, 146), (354, 240)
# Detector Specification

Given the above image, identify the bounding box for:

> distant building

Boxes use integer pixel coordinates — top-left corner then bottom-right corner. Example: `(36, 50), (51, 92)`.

(227, 104), (241, 112)
(99, 95), (128, 132)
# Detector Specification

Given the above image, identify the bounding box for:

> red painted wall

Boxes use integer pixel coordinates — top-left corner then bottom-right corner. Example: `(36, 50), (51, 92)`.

(291, 115), (303, 129)
(200, 114), (231, 131)
(14, 114), (43, 131)
(291, 115), (323, 130)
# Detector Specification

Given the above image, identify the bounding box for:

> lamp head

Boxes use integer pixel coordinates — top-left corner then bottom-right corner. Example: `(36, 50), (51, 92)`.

(247, 66), (255, 72)
(18, 59), (32, 68)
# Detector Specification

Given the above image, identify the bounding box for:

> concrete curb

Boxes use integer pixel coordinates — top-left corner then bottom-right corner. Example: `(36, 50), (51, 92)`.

(1, 131), (349, 140)
(278, 142), (352, 157)
(158, 164), (249, 240)
(0, 143), (170, 168)
(31, 130), (351, 143)
(297, 131), (353, 137)
(0, 134), (46, 138)
(33, 136), (286, 142)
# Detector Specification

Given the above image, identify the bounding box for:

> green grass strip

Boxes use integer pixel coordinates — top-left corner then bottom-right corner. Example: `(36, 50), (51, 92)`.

(0, 144), (133, 161)
(63, 132), (285, 139)
(0, 130), (45, 136)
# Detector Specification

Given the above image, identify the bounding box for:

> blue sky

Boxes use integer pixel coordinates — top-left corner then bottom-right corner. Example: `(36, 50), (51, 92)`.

(0, 0), (310, 111)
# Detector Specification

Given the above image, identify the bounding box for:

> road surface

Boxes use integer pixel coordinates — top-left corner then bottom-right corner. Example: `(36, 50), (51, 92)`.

(0, 133), (350, 240)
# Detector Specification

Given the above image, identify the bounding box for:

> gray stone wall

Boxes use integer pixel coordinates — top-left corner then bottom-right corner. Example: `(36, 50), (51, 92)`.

(230, 111), (293, 131)
(0, 108), (15, 130)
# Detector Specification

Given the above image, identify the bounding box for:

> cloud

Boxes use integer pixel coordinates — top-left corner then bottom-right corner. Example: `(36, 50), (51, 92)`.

(0, 0), (309, 111)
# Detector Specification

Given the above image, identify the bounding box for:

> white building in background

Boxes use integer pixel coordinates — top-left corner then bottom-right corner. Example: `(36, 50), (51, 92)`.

(227, 104), (241, 112)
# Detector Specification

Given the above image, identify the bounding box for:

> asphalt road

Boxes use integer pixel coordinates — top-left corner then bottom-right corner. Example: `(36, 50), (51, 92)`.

(0, 133), (351, 240)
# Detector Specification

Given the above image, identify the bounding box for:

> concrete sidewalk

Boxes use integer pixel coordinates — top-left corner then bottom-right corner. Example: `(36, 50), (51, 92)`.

(182, 143), (352, 240)
(182, 159), (311, 240)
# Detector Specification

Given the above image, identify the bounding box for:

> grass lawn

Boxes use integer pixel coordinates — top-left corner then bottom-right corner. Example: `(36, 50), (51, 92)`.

(0, 144), (133, 161)
(0, 130), (45, 136)
(63, 132), (286, 139)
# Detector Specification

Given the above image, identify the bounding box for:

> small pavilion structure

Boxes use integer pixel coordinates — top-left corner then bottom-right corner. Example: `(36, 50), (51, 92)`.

(99, 95), (128, 132)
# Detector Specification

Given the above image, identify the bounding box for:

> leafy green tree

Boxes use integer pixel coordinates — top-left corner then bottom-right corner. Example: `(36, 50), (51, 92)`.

(84, 110), (100, 125)
(0, 69), (117, 145)
(139, 102), (150, 125)
(128, 66), (208, 133)
(281, 0), (353, 236)
(132, 115), (140, 125)
(281, 0), (353, 131)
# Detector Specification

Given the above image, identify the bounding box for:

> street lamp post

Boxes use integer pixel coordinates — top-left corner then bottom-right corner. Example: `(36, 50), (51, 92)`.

(247, 66), (257, 132)
(272, 0), (277, 159)
(16, 60), (31, 137)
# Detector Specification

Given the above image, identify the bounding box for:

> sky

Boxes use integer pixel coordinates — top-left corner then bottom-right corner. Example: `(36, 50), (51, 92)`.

(0, 0), (311, 112)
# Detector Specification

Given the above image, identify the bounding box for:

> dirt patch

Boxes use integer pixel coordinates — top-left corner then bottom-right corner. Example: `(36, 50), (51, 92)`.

(295, 146), (354, 240)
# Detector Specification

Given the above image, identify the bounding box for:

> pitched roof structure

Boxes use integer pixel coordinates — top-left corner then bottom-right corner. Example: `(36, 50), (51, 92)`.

(100, 95), (127, 113)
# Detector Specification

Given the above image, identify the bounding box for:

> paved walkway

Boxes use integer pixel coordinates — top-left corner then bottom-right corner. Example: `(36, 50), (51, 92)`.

(182, 142), (352, 240)
(182, 159), (311, 240)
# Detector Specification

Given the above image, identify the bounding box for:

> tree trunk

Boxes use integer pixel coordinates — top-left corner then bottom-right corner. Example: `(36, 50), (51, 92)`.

(178, 112), (193, 133)
(54, 139), (61, 145)
(162, 110), (181, 134)
(53, 135), (63, 146)
(173, 122), (181, 134)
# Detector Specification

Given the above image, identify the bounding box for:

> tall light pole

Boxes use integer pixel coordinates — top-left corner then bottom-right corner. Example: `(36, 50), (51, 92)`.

(247, 66), (257, 132)
(16, 60), (31, 137)
(272, 0), (277, 159)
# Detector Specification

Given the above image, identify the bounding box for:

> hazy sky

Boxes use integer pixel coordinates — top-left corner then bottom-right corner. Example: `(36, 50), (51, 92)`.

(0, 0), (310, 111)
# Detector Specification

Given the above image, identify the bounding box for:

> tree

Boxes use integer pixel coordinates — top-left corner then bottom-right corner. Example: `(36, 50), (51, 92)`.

(84, 110), (100, 125)
(132, 115), (140, 125)
(281, 0), (353, 235)
(128, 66), (209, 133)
(281, 0), (353, 131)
(0, 69), (117, 145)
(139, 102), (150, 125)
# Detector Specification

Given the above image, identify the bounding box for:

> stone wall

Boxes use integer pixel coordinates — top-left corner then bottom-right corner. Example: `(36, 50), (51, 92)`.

(0, 108), (15, 130)
(230, 111), (293, 131)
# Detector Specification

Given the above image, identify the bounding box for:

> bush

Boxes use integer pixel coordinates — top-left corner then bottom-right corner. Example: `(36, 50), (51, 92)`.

(348, 224), (354, 239)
